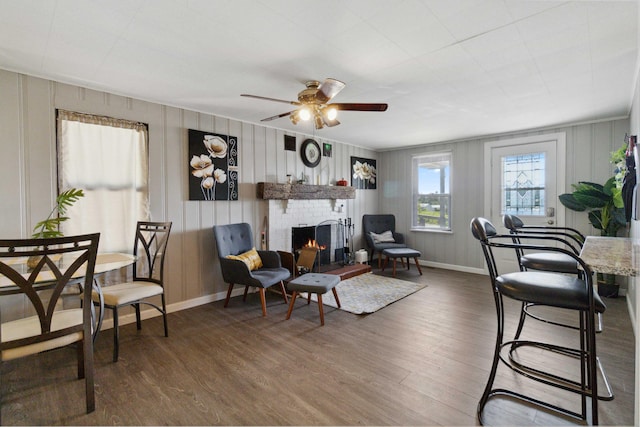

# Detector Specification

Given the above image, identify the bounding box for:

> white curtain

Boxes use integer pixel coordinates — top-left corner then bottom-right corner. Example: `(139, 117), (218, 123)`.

(57, 110), (149, 253)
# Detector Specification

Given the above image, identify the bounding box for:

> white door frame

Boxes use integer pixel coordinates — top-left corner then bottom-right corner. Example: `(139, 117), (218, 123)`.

(483, 132), (567, 228)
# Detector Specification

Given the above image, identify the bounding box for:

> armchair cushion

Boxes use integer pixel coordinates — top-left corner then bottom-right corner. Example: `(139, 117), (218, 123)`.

(370, 230), (395, 243)
(227, 247), (263, 271)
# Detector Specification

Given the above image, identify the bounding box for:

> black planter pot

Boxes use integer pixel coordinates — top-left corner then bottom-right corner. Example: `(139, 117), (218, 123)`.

(597, 282), (619, 298)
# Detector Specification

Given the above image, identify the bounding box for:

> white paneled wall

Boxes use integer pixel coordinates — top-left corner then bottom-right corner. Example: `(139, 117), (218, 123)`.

(379, 119), (630, 273)
(0, 68), (632, 319)
(0, 69), (379, 316)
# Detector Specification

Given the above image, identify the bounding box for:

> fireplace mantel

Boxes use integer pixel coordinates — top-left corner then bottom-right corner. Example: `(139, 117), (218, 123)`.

(257, 182), (355, 200)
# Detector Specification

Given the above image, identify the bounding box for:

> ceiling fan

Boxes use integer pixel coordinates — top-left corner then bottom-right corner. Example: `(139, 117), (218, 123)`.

(241, 78), (388, 129)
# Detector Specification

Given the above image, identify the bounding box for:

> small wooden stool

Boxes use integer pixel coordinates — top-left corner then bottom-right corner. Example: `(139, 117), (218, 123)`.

(382, 248), (423, 278)
(285, 273), (341, 325)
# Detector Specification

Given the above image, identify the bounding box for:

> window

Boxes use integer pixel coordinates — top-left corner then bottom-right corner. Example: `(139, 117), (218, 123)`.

(501, 152), (545, 216)
(412, 152), (451, 231)
(57, 110), (149, 252)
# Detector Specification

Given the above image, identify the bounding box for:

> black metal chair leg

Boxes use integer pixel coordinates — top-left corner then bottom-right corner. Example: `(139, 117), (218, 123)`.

(135, 304), (142, 330)
(513, 301), (528, 342)
(478, 295), (505, 425)
(161, 295), (169, 337)
(113, 307), (120, 362)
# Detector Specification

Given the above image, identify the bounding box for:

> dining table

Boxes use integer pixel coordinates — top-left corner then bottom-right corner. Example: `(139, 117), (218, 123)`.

(0, 252), (136, 340)
(0, 252), (135, 291)
(579, 236), (640, 426)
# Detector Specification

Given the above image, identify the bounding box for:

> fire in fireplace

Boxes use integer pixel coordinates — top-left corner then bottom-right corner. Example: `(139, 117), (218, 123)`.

(292, 224), (330, 267)
(291, 222), (345, 272)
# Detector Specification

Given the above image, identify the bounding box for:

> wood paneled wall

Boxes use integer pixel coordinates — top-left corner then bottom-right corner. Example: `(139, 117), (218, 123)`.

(0, 68), (632, 319)
(378, 119), (630, 273)
(0, 69), (378, 314)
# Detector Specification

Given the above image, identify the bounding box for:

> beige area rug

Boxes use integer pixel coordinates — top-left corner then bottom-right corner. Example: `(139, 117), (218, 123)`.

(303, 272), (427, 314)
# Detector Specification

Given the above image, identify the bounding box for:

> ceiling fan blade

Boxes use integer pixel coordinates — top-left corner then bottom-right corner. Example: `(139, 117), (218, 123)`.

(241, 94), (300, 106)
(330, 103), (388, 112)
(261, 111), (295, 122)
(316, 78), (346, 103)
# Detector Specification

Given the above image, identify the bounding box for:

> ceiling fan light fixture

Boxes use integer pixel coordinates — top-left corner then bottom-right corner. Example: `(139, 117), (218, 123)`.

(298, 108), (311, 121)
(243, 77), (387, 128)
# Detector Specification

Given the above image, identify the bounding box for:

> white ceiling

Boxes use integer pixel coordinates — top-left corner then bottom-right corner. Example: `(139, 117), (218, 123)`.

(0, 0), (637, 150)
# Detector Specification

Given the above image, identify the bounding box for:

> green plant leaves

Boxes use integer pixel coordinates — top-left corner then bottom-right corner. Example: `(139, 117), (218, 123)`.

(573, 191), (608, 208)
(559, 178), (626, 237)
(31, 188), (84, 239)
(56, 188), (84, 216)
(559, 193), (587, 211)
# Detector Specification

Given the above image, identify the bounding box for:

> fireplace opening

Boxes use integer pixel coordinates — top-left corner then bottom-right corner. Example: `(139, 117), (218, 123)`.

(291, 222), (346, 272)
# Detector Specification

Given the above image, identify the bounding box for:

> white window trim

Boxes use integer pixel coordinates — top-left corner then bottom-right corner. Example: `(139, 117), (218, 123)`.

(410, 151), (453, 232)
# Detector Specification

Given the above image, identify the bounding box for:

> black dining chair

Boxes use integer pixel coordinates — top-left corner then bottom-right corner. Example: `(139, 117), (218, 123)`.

(502, 214), (613, 401)
(90, 221), (172, 362)
(0, 233), (100, 421)
(471, 217), (602, 425)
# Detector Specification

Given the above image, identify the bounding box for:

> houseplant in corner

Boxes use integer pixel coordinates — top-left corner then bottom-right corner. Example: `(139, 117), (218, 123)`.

(558, 177), (626, 296)
(27, 188), (84, 268)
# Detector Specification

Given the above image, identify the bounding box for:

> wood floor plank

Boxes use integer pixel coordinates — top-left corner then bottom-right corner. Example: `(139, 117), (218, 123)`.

(0, 267), (635, 425)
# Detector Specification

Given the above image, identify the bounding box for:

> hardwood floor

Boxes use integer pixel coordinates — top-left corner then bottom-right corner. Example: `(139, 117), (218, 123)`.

(1, 267), (635, 425)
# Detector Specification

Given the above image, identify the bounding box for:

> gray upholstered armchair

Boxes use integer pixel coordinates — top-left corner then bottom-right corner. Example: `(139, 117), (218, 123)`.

(362, 214), (407, 268)
(213, 223), (289, 316)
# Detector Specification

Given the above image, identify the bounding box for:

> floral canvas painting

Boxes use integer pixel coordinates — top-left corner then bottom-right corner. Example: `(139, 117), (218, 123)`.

(351, 156), (377, 190)
(188, 129), (238, 201)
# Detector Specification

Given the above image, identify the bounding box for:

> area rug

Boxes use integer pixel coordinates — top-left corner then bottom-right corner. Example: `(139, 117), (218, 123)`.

(303, 272), (427, 314)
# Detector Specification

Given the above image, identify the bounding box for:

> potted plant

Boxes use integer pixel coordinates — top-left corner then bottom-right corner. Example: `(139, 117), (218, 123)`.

(559, 177), (626, 296)
(27, 188), (84, 268)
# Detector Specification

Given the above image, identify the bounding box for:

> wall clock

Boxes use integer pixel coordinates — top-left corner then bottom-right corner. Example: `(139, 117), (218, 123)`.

(301, 138), (321, 168)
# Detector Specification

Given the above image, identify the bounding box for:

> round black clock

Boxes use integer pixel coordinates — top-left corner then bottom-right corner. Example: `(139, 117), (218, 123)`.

(301, 138), (321, 168)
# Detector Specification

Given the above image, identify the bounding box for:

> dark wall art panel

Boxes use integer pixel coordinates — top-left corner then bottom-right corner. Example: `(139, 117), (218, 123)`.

(351, 156), (377, 190)
(188, 129), (238, 201)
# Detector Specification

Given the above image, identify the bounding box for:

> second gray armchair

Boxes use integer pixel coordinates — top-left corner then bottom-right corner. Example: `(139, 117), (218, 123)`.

(362, 214), (407, 268)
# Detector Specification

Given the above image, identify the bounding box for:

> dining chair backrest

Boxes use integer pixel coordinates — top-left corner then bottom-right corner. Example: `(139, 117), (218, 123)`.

(132, 222), (172, 286)
(502, 214), (585, 249)
(0, 233), (100, 354)
(0, 233), (100, 417)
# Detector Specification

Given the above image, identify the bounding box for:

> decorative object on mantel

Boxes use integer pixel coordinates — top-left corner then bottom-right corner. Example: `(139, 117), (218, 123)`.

(351, 156), (377, 190)
(257, 182), (355, 200)
(336, 178), (348, 186)
(188, 129), (238, 201)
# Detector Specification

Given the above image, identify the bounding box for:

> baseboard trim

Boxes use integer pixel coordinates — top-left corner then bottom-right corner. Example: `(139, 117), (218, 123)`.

(419, 259), (486, 275)
(96, 286), (244, 331)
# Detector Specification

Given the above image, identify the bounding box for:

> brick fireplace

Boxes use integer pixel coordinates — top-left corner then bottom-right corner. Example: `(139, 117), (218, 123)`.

(257, 182), (356, 266)
(265, 198), (348, 254)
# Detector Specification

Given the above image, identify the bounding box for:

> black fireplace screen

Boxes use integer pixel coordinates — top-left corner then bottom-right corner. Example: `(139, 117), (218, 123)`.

(291, 221), (346, 272)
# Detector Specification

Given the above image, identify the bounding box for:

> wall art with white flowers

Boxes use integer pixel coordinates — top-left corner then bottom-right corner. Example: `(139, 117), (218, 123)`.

(351, 156), (377, 190)
(188, 129), (238, 201)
